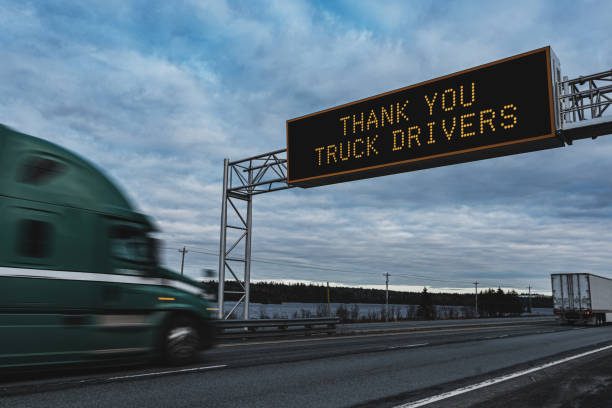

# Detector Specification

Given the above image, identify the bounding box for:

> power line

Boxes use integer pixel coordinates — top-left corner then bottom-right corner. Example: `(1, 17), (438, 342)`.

(383, 273), (390, 322)
(178, 246), (188, 275)
(160, 244), (542, 290)
(527, 284), (532, 313)
(163, 245), (473, 284)
(473, 281), (479, 318)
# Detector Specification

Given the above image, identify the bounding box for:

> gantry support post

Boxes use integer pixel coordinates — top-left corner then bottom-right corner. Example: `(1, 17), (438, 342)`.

(217, 159), (229, 319)
(217, 149), (292, 319)
(243, 187), (253, 320)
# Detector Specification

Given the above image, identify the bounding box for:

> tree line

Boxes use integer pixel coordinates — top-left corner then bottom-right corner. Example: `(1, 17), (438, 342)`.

(203, 281), (552, 312)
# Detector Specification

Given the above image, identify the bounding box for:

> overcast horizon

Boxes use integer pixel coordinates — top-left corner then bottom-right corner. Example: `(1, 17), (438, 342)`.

(1, 0), (611, 295)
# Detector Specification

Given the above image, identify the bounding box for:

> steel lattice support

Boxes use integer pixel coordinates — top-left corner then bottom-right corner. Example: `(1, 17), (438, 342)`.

(559, 69), (612, 141)
(217, 149), (292, 319)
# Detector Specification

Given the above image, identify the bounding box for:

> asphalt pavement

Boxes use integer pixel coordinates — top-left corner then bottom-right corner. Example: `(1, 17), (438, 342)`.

(2, 318), (611, 408)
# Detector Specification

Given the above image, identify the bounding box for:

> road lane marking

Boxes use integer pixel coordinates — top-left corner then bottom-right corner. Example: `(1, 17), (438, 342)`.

(217, 324), (546, 348)
(387, 343), (429, 350)
(394, 343), (612, 408)
(106, 364), (227, 381)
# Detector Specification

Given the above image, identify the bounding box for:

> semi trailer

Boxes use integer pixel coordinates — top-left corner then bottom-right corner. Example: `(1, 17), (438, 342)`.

(551, 273), (612, 326)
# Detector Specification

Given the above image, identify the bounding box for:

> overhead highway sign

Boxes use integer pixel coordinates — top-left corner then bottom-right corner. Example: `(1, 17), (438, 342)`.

(287, 47), (559, 187)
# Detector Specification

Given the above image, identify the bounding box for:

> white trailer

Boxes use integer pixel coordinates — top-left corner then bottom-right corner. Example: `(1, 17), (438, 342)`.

(551, 273), (612, 325)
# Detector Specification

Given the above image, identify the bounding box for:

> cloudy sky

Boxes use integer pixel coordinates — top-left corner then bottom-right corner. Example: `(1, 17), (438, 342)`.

(1, 0), (611, 294)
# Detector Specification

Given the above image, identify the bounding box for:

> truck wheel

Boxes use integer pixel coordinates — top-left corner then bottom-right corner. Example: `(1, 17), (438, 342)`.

(163, 316), (201, 365)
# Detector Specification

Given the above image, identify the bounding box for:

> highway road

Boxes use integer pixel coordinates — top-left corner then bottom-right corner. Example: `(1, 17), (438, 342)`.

(2, 318), (612, 407)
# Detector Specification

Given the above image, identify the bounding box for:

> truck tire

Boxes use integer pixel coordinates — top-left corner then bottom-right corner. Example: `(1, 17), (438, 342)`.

(162, 316), (201, 365)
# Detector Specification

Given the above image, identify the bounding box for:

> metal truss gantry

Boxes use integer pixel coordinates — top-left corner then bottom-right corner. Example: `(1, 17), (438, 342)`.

(559, 69), (612, 141)
(217, 67), (612, 320)
(217, 149), (292, 319)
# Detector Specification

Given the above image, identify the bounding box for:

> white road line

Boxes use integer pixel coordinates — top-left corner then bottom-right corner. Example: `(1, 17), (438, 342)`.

(394, 344), (612, 408)
(105, 364), (227, 381)
(387, 343), (429, 350)
(217, 324), (537, 348)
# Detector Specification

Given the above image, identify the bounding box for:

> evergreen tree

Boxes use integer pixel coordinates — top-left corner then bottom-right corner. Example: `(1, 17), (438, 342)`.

(416, 287), (436, 320)
(203, 280), (552, 311)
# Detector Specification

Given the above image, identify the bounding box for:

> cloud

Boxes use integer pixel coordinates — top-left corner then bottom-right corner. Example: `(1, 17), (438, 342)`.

(0, 0), (611, 294)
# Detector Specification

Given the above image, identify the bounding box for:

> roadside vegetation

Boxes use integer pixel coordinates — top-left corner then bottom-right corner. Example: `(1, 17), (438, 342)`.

(205, 281), (551, 322)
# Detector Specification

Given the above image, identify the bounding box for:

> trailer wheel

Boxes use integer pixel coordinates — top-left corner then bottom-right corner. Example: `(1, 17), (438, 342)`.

(593, 314), (602, 327)
(162, 316), (201, 365)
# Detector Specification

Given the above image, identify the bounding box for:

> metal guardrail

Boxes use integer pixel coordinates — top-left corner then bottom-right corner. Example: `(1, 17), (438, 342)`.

(216, 317), (339, 339)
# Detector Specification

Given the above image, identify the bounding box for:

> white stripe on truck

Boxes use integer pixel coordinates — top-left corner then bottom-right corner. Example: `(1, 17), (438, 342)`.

(0, 266), (202, 295)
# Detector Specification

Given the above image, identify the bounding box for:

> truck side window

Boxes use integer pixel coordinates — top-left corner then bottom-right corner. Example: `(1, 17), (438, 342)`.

(110, 226), (150, 265)
(18, 156), (66, 185)
(18, 219), (53, 258)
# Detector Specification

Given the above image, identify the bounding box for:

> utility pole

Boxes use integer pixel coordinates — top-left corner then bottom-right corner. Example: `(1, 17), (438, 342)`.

(384, 273), (390, 322)
(179, 246), (188, 275)
(473, 281), (479, 318)
(326, 281), (331, 317)
(527, 285), (532, 314)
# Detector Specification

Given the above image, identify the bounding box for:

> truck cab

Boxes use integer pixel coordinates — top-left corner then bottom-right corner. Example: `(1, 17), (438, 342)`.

(0, 124), (215, 368)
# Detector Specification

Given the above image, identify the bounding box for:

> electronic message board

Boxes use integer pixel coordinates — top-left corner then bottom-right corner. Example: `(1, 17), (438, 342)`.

(287, 47), (560, 187)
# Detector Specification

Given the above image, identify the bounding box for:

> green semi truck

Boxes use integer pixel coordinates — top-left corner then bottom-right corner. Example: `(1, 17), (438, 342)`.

(0, 124), (215, 368)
